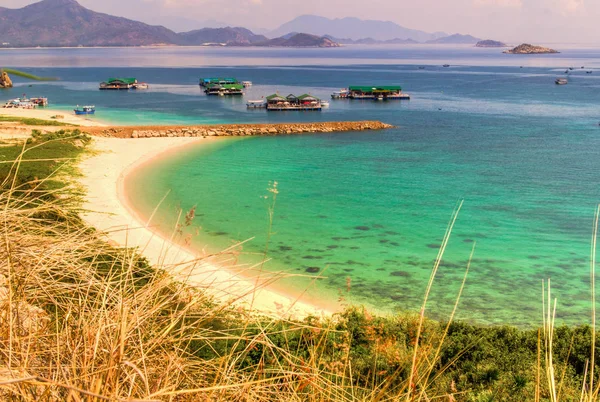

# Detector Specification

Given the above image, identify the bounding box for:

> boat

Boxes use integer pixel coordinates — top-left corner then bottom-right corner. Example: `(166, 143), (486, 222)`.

(74, 105), (95, 115)
(320, 101), (330, 108)
(564, 70), (569, 74)
(587, 71), (593, 74)
(30, 97), (48, 107)
(331, 89), (349, 99)
(246, 100), (266, 108)
(132, 82), (149, 90)
(418, 66), (425, 69)
(555, 78), (568, 85)
(2, 98), (35, 109)
(242, 81), (252, 88)
(443, 64), (450, 67)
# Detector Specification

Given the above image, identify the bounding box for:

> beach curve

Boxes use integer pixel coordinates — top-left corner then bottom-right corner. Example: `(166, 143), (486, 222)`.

(78, 135), (339, 319)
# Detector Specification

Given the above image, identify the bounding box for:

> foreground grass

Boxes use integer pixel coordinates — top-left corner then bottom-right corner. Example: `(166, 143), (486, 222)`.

(0, 115), (74, 127)
(0, 131), (599, 401)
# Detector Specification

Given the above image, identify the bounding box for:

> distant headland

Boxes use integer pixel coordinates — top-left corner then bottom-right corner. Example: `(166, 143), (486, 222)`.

(475, 40), (508, 48)
(503, 43), (559, 54)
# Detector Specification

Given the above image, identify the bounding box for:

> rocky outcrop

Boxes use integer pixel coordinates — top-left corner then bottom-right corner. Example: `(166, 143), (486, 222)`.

(0, 71), (13, 88)
(90, 121), (393, 139)
(476, 40), (508, 48)
(503, 43), (559, 54)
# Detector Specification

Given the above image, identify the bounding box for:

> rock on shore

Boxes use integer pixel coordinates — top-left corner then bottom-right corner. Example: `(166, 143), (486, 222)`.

(0, 71), (13, 88)
(503, 43), (559, 54)
(90, 121), (394, 138)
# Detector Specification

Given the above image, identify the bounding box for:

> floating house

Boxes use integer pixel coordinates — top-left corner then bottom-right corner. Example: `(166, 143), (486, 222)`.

(266, 93), (322, 111)
(99, 78), (138, 90)
(204, 83), (244, 96)
(199, 78), (239, 87)
(344, 86), (410, 100)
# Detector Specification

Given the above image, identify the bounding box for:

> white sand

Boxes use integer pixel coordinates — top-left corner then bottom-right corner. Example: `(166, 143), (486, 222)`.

(78, 136), (337, 319)
(0, 107), (106, 127)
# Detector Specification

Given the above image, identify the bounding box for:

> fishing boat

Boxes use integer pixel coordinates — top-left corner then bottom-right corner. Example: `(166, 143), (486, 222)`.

(555, 78), (568, 85)
(331, 89), (349, 99)
(321, 100), (330, 108)
(74, 105), (95, 115)
(246, 100), (266, 109)
(242, 81), (253, 88)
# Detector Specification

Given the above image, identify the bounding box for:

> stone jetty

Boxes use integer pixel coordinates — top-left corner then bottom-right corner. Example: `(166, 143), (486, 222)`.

(87, 121), (394, 138)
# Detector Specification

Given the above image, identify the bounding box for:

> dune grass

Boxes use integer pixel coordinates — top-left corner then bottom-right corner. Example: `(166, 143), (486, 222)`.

(0, 130), (599, 400)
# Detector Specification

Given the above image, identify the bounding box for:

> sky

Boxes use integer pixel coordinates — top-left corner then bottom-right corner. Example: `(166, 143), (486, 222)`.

(1, 0), (596, 43)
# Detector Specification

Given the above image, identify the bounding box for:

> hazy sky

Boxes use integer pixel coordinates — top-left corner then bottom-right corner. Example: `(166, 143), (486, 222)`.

(2, 0), (596, 42)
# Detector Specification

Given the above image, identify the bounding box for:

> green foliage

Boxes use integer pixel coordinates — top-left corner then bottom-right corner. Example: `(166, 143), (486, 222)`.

(2, 68), (58, 81)
(0, 115), (73, 126)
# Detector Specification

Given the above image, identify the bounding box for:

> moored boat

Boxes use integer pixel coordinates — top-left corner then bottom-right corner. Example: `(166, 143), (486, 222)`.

(320, 100), (330, 108)
(246, 100), (266, 108)
(74, 105), (95, 115)
(132, 82), (149, 89)
(331, 89), (349, 99)
(555, 78), (568, 85)
(242, 81), (252, 88)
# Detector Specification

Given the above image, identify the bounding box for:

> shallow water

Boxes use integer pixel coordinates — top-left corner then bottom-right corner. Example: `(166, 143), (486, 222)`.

(2, 46), (600, 326)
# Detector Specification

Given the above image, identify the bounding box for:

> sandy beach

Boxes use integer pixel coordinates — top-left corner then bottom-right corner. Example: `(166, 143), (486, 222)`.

(78, 135), (337, 319)
(0, 107), (106, 127)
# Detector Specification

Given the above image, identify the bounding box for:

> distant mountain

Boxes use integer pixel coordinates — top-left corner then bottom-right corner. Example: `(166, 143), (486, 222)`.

(426, 34), (481, 44)
(179, 27), (267, 45)
(0, 0), (179, 47)
(252, 33), (340, 48)
(140, 16), (229, 33)
(475, 40), (508, 48)
(268, 15), (447, 42)
(325, 35), (418, 45)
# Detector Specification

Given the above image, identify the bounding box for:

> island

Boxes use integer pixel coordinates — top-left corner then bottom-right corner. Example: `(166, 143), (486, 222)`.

(475, 40), (508, 48)
(503, 43), (559, 54)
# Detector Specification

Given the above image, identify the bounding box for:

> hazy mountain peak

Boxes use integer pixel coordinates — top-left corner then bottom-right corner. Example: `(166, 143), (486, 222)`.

(268, 14), (447, 42)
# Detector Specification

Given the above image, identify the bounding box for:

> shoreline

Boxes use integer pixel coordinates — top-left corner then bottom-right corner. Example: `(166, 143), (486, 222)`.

(0, 106), (107, 127)
(79, 135), (340, 319)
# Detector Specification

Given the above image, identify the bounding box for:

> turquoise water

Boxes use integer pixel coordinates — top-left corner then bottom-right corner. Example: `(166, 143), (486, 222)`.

(3, 46), (600, 326)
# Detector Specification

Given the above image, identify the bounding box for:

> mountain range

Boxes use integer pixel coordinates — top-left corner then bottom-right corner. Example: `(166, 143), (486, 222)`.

(268, 15), (449, 42)
(0, 0), (485, 47)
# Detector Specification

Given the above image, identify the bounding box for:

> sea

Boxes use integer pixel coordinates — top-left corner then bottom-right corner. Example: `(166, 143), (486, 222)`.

(2, 44), (600, 326)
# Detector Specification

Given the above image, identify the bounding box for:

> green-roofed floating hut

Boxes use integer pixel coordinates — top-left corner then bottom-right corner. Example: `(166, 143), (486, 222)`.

(99, 78), (138, 90)
(265, 93), (322, 111)
(199, 78), (240, 88)
(204, 83), (244, 96)
(332, 86), (410, 100)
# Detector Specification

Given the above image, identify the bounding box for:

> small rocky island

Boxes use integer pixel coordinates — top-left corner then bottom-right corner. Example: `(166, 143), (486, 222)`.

(503, 43), (559, 54)
(0, 71), (13, 88)
(476, 40), (508, 48)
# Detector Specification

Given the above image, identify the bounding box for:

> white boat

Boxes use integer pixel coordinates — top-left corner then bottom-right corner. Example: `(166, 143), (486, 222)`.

(132, 82), (149, 90)
(246, 100), (266, 108)
(242, 81), (253, 88)
(331, 89), (349, 99)
(320, 101), (330, 108)
(555, 78), (568, 85)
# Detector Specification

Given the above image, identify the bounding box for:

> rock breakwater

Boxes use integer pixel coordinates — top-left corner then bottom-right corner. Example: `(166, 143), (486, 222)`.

(89, 121), (394, 138)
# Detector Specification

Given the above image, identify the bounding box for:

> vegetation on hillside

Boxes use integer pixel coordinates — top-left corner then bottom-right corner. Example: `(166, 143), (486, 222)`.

(0, 130), (599, 400)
